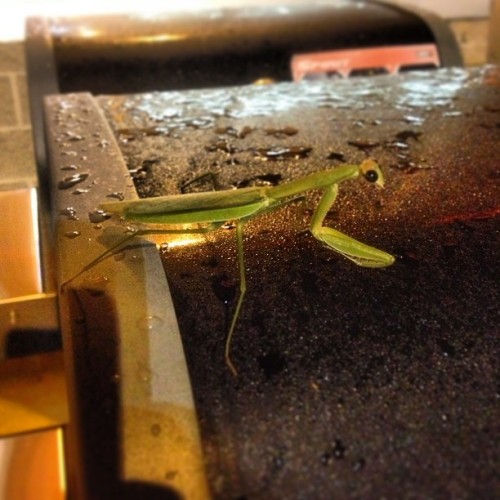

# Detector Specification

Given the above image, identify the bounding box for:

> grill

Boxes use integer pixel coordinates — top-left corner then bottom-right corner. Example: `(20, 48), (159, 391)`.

(18, 3), (499, 499)
(45, 66), (499, 498)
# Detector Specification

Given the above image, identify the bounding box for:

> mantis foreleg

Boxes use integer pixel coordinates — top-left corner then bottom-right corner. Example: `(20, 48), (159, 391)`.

(310, 183), (395, 267)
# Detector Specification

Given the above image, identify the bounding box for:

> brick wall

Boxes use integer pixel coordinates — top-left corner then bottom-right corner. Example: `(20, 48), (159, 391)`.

(0, 41), (36, 189)
(0, 42), (30, 131)
(449, 19), (491, 66)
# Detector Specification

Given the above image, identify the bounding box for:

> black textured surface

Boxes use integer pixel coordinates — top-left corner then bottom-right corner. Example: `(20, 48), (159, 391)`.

(98, 67), (500, 499)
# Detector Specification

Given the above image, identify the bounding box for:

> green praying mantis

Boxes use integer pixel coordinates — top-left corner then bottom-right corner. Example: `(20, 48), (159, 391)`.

(75, 159), (395, 375)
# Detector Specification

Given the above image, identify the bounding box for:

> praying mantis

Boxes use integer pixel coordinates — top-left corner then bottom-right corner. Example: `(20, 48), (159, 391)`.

(78, 159), (395, 375)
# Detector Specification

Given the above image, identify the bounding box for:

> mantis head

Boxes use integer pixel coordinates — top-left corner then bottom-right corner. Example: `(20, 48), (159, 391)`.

(359, 159), (385, 188)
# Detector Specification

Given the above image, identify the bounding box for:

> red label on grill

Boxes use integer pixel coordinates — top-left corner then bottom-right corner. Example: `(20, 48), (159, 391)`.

(291, 44), (440, 80)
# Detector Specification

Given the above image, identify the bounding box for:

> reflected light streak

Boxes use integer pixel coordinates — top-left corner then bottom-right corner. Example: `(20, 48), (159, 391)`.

(74, 27), (188, 43)
(125, 33), (189, 44)
(3, 1), (320, 41)
(56, 428), (67, 496)
(30, 187), (43, 294)
(1, 0), (219, 41)
(152, 234), (205, 250)
(76, 26), (101, 38)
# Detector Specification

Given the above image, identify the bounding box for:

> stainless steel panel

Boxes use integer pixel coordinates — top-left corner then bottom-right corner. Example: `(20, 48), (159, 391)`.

(44, 93), (208, 499)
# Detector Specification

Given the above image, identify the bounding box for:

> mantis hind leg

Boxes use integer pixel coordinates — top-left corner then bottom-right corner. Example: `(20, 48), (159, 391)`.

(63, 221), (226, 290)
(61, 230), (139, 291)
(310, 184), (394, 267)
(224, 194), (306, 375)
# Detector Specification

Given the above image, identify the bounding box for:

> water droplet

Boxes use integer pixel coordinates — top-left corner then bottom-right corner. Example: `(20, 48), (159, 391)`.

(72, 188), (89, 195)
(265, 126), (299, 138)
(58, 173), (89, 190)
(60, 207), (78, 220)
(136, 315), (164, 332)
(98, 139), (110, 148)
(390, 160), (430, 174)
(106, 192), (125, 201)
(64, 230), (81, 239)
(215, 125), (237, 136)
(234, 173), (282, 188)
(387, 141), (410, 150)
(151, 424), (162, 436)
(347, 140), (380, 153)
(333, 439), (346, 459)
(215, 125), (254, 138)
(64, 131), (84, 141)
(88, 209), (111, 223)
(326, 151), (346, 162)
(253, 145), (312, 160)
(403, 115), (424, 125)
(165, 470), (178, 481)
(395, 130), (422, 142)
(184, 117), (214, 129)
(61, 164), (80, 171)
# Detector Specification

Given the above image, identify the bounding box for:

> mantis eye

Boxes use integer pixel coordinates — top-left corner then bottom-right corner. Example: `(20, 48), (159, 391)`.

(364, 169), (379, 183)
(359, 159), (385, 188)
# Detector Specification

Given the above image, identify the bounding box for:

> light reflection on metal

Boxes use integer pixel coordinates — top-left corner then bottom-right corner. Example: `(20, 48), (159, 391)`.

(253, 77), (277, 85)
(76, 26), (102, 38)
(154, 235), (205, 250)
(74, 27), (188, 43)
(56, 428), (67, 496)
(124, 33), (189, 44)
(30, 188), (43, 293)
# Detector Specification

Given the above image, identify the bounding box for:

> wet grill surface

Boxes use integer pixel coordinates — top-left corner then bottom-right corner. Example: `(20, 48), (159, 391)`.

(97, 67), (499, 499)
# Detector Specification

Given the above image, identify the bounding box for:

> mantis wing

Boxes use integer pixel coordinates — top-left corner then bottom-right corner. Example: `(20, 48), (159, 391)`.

(100, 187), (270, 224)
